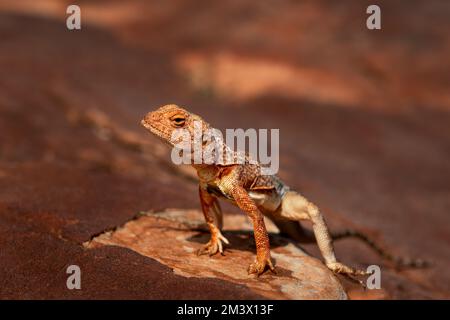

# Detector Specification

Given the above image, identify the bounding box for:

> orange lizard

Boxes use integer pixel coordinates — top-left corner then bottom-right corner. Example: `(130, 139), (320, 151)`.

(141, 104), (425, 281)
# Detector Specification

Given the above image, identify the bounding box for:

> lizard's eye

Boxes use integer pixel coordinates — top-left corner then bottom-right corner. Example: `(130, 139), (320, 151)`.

(171, 116), (186, 127)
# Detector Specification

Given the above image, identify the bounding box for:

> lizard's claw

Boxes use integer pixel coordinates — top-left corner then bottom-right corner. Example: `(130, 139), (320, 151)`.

(248, 256), (276, 276)
(197, 233), (229, 256)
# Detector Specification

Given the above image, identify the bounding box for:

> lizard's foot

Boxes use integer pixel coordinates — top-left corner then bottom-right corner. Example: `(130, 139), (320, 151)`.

(326, 262), (370, 276)
(326, 262), (371, 287)
(248, 256), (276, 276)
(197, 232), (229, 256)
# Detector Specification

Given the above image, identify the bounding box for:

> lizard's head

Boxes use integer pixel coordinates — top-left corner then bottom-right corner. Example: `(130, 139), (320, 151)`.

(141, 104), (209, 147)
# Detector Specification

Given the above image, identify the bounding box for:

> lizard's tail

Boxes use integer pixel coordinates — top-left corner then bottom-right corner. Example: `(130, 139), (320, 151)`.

(331, 229), (429, 269)
(269, 217), (429, 268)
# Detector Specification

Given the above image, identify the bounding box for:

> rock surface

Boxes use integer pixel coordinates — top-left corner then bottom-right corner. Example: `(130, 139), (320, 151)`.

(86, 209), (347, 300)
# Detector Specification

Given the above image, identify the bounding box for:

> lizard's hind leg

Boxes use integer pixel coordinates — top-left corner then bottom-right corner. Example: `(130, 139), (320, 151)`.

(279, 191), (370, 279)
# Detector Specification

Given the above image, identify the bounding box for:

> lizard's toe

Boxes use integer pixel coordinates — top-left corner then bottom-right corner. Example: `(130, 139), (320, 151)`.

(218, 233), (230, 245)
(326, 262), (369, 288)
(197, 235), (229, 257)
(326, 262), (370, 276)
(197, 241), (218, 256)
(247, 257), (275, 276)
(327, 261), (371, 288)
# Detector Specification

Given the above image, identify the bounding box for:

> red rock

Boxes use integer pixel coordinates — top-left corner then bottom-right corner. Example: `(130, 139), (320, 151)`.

(86, 209), (347, 299)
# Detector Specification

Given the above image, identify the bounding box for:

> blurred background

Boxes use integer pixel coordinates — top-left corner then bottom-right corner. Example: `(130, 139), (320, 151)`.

(0, 0), (449, 299)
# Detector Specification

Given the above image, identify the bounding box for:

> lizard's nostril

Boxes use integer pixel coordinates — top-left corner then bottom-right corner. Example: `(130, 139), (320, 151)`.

(143, 112), (153, 123)
(148, 112), (156, 120)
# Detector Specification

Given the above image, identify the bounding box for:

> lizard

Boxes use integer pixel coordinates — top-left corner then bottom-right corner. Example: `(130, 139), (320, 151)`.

(141, 104), (426, 280)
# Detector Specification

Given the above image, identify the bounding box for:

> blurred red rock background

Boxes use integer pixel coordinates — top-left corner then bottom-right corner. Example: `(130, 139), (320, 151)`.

(0, 0), (449, 299)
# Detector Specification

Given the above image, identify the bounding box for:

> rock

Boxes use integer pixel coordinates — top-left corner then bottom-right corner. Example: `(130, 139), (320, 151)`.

(85, 209), (347, 300)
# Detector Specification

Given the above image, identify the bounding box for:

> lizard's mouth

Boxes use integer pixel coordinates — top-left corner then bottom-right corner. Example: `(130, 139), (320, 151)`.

(140, 119), (174, 147)
(140, 119), (160, 135)
(140, 119), (152, 130)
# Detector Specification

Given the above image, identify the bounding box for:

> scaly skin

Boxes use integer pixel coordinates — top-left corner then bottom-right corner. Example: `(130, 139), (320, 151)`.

(141, 104), (426, 280)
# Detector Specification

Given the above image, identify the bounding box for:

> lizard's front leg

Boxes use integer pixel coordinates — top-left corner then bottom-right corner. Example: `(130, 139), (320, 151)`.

(231, 185), (275, 276)
(197, 186), (229, 256)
